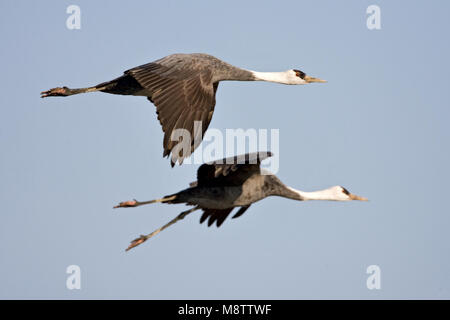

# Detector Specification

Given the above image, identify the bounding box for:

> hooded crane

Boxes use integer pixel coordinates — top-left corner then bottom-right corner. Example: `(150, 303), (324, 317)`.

(41, 53), (326, 165)
(114, 152), (367, 251)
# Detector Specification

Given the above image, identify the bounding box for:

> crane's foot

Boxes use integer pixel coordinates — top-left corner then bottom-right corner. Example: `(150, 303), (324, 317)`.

(126, 235), (148, 251)
(113, 199), (139, 208)
(40, 87), (70, 98)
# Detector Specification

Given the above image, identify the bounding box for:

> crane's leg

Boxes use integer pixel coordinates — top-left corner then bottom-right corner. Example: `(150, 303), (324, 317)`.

(125, 206), (200, 251)
(113, 195), (177, 209)
(41, 75), (143, 98)
(40, 85), (104, 98)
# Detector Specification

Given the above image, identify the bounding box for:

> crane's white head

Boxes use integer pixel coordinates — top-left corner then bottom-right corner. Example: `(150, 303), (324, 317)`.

(251, 69), (326, 85)
(292, 69), (327, 85)
(287, 185), (368, 201)
(326, 186), (368, 201)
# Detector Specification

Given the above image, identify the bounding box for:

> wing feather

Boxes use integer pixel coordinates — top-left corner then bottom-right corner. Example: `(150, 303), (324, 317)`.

(199, 206), (251, 227)
(200, 208), (234, 227)
(195, 152), (273, 187)
(126, 56), (217, 165)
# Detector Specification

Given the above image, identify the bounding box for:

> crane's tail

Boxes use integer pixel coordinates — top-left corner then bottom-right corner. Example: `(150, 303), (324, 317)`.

(113, 194), (178, 209)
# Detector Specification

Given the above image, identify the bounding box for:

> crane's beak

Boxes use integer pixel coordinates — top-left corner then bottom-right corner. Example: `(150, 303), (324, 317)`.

(304, 75), (327, 83)
(349, 193), (369, 201)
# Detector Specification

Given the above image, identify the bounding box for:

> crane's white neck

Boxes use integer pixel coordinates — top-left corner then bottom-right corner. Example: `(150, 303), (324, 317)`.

(250, 70), (306, 85)
(286, 186), (352, 201)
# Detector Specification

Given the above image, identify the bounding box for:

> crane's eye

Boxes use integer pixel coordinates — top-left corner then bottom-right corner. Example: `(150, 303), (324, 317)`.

(293, 69), (305, 79)
(341, 186), (350, 195)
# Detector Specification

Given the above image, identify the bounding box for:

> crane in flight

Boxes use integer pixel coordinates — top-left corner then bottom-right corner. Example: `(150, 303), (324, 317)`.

(114, 152), (367, 251)
(41, 53), (326, 165)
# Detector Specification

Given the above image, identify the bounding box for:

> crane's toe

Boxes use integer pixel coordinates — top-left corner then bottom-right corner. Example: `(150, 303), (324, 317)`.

(40, 87), (69, 98)
(113, 199), (138, 208)
(125, 235), (148, 251)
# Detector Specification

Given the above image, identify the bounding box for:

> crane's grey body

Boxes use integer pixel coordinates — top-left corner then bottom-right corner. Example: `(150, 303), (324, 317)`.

(175, 174), (280, 209)
(99, 54), (255, 164)
(128, 53), (256, 88)
(165, 152), (302, 225)
(41, 53), (325, 166)
(101, 53), (255, 96)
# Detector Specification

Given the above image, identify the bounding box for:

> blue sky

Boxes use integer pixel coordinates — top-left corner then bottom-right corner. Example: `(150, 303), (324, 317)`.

(1, 0), (449, 299)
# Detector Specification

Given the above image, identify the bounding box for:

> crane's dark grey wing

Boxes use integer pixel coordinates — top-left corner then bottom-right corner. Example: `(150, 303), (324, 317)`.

(232, 205), (251, 219)
(195, 152), (273, 187)
(125, 56), (218, 166)
(199, 205), (251, 227)
(199, 208), (233, 227)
